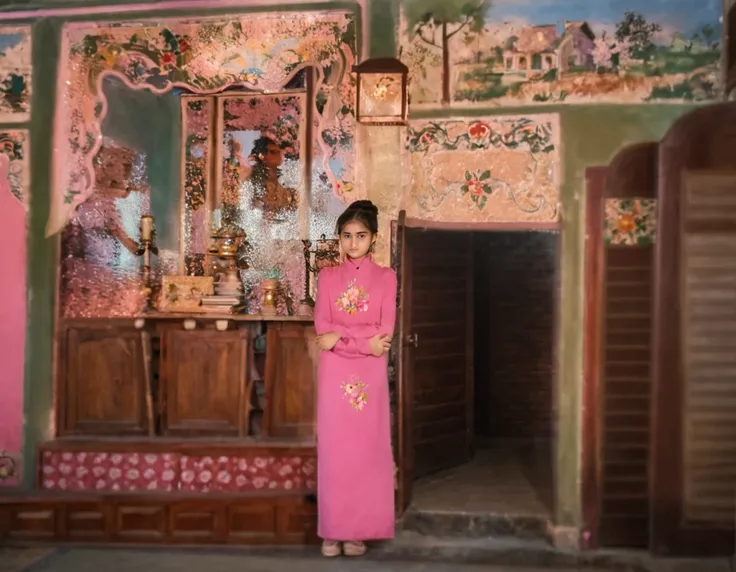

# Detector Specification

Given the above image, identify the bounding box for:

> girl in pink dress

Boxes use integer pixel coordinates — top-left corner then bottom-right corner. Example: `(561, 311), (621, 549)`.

(314, 200), (397, 557)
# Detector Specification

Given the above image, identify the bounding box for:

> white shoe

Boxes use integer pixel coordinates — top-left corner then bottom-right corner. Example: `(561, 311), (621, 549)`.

(321, 540), (341, 557)
(343, 541), (367, 557)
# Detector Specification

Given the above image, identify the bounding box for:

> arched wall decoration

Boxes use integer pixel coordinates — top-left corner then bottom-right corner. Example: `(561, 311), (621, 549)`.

(48, 10), (358, 237)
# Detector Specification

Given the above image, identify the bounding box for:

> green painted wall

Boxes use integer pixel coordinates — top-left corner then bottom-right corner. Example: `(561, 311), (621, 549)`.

(101, 76), (181, 249)
(15, 0), (698, 534)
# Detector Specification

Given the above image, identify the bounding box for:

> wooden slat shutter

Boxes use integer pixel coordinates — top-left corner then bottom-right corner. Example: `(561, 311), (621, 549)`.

(681, 172), (736, 528)
(583, 143), (658, 550)
(598, 199), (655, 548)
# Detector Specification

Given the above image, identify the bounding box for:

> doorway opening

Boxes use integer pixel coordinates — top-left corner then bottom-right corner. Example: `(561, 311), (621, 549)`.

(398, 227), (558, 531)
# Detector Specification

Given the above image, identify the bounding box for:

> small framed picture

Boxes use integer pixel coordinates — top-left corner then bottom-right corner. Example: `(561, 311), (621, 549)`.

(159, 275), (214, 313)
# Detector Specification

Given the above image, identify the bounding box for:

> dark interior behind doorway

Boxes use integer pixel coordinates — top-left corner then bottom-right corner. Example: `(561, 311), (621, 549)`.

(473, 231), (558, 442)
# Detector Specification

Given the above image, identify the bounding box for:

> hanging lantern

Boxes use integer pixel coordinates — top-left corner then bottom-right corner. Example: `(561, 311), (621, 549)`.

(353, 57), (408, 126)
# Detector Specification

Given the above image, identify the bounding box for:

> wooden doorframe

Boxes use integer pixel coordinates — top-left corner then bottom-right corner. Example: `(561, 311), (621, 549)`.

(581, 166), (607, 549)
(393, 212), (560, 516)
(395, 211), (414, 514)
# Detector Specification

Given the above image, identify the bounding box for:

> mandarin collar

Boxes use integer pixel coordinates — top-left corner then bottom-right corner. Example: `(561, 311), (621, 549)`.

(344, 253), (373, 271)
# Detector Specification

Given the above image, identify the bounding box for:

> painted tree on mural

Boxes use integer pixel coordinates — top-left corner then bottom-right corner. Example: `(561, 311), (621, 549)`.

(614, 12), (662, 62)
(403, 0), (490, 103)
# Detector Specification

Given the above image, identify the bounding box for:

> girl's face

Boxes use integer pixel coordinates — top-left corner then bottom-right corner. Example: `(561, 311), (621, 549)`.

(339, 220), (375, 260)
(262, 142), (283, 169)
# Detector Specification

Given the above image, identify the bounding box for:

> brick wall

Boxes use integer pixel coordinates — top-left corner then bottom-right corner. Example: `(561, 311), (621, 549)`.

(473, 231), (559, 440)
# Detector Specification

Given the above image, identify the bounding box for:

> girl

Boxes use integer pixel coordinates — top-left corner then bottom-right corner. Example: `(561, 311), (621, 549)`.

(314, 200), (397, 557)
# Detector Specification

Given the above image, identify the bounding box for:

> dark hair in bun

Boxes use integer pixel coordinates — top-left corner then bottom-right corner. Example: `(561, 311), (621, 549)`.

(336, 200), (379, 235)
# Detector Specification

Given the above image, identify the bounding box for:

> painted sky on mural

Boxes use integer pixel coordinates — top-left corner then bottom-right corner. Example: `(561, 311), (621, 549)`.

(0, 33), (25, 54)
(486, 0), (721, 37)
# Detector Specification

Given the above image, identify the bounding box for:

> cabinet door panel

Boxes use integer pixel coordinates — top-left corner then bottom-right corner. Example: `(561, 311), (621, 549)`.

(264, 324), (316, 439)
(161, 328), (248, 436)
(60, 325), (147, 435)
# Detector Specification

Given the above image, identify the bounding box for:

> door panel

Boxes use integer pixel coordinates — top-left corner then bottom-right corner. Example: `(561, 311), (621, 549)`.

(396, 211), (413, 514)
(407, 227), (474, 479)
(651, 103), (736, 556)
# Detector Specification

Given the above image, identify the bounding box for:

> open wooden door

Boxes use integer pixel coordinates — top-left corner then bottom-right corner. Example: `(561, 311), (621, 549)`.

(650, 104), (736, 556)
(395, 213), (475, 514)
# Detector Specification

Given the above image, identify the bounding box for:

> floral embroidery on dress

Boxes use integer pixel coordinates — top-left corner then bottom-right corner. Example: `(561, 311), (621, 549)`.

(341, 377), (368, 411)
(335, 279), (369, 315)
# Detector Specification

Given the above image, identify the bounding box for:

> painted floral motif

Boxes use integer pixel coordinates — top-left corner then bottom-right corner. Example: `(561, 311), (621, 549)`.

(341, 377), (368, 411)
(461, 169), (493, 210)
(0, 449), (17, 481)
(407, 117), (555, 155)
(335, 279), (369, 315)
(50, 12), (357, 236)
(405, 115), (560, 224)
(604, 198), (657, 246)
(40, 450), (317, 492)
(0, 130), (27, 207)
(0, 26), (31, 122)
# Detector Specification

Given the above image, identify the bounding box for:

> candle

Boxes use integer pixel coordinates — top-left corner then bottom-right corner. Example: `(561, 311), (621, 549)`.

(140, 215), (154, 241)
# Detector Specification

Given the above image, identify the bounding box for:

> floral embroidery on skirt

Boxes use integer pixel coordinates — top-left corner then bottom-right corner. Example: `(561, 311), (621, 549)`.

(341, 377), (368, 411)
(335, 279), (369, 315)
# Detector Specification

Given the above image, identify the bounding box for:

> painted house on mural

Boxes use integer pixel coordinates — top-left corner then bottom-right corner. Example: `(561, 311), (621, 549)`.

(501, 21), (595, 75)
(0, 0), (734, 564)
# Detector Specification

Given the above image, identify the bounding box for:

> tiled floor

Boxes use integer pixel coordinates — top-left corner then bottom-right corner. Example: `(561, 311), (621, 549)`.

(0, 547), (56, 572)
(16, 547), (621, 572)
(410, 440), (553, 517)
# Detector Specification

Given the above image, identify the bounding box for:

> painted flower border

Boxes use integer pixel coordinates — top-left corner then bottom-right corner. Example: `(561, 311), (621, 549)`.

(49, 11), (358, 236)
(604, 198), (657, 246)
(406, 116), (556, 156)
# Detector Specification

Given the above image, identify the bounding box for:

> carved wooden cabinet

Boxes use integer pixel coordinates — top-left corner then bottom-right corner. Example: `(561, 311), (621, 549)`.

(58, 321), (148, 436)
(264, 322), (317, 439)
(160, 326), (249, 437)
(55, 316), (316, 441)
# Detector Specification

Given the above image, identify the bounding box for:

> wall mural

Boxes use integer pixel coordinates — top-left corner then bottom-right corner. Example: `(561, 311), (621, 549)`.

(400, 0), (722, 105)
(0, 129), (28, 486)
(604, 198), (657, 246)
(49, 11), (357, 236)
(405, 115), (560, 223)
(0, 26), (31, 122)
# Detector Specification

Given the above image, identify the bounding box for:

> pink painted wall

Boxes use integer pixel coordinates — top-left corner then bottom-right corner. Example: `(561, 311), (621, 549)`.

(0, 156), (26, 486)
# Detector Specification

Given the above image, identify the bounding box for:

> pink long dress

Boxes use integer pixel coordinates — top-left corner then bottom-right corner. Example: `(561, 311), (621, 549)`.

(314, 254), (397, 541)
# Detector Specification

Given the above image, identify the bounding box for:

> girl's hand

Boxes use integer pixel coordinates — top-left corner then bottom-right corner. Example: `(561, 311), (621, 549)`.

(316, 332), (340, 351)
(369, 334), (392, 357)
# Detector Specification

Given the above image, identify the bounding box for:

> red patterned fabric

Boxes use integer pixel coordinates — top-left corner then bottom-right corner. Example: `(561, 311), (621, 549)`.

(41, 451), (179, 491)
(40, 450), (316, 493)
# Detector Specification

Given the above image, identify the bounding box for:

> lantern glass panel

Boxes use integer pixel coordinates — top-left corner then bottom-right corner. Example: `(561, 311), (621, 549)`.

(359, 72), (404, 122)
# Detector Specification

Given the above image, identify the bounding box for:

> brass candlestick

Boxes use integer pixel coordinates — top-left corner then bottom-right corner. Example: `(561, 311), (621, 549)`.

(300, 235), (340, 314)
(135, 214), (158, 311)
(209, 223), (248, 300)
(261, 277), (278, 315)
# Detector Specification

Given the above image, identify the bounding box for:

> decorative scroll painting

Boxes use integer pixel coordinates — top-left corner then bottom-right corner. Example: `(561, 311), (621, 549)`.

(0, 26), (31, 122)
(181, 97), (213, 276)
(400, 0), (721, 105)
(0, 129), (28, 486)
(405, 115), (560, 223)
(604, 198), (657, 246)
(50, 11), (357, 237)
